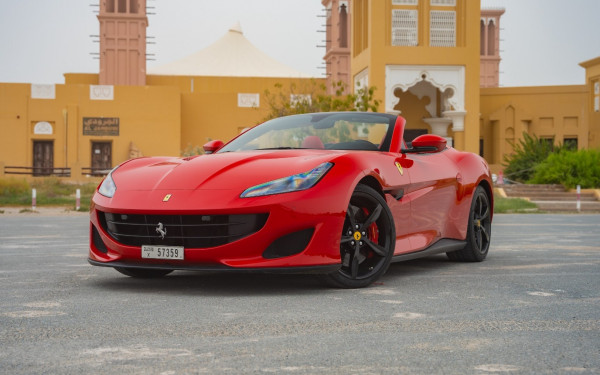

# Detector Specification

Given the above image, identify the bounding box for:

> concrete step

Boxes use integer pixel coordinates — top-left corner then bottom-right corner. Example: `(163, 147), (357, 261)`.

(502, 184), (566, 193)
(497, 184), (600, 212)
(532, 201), (600, 212)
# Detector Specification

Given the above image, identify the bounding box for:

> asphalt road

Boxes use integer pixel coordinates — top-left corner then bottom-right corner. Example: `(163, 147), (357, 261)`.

(1, 213), (599, 374)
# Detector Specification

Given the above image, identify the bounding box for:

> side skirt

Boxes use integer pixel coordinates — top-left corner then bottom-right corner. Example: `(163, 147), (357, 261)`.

(88, 258), (340, 275)
(391, 238), (466, 263)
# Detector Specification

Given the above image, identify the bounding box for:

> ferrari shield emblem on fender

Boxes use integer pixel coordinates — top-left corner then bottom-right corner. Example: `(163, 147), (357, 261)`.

(395, 161), (403, 175)
(163, 194), (172, 202)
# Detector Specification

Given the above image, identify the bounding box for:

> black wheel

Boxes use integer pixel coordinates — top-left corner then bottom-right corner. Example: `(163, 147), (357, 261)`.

(324, 184), (396, 288)
(115, 267), (173, 278)
(447, 185), (491, 262)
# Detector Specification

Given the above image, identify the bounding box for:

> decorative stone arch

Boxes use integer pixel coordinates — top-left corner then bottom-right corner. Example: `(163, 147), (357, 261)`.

(385, 65), (466, 133)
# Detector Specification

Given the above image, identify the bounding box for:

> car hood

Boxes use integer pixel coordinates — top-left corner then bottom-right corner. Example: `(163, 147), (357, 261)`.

(112, 150), (344, 192)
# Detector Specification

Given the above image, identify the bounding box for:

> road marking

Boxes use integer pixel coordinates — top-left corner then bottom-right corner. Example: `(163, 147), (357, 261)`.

(378, 300), (404, 304)
(393, 312), (424, 319)
(3, 310), (66, 318)
(527, 291), (555, 297)
(475, 364), (522, 372)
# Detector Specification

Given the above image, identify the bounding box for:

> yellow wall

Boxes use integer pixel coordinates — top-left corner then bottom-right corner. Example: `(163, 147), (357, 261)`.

(0, 84), (30, 167)
(480, 85), (588, 172)
(0, 81), (180, 181)
(1, 74), (323, 181)
(146, 75), (323, 149)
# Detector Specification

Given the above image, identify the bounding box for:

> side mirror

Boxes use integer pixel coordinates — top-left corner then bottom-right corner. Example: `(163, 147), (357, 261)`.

(403, 134), (447, 153)
(203, 140), (224, 154)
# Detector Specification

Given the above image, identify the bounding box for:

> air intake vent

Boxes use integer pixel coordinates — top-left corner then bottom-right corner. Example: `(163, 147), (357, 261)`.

(98, 211), (268, 248)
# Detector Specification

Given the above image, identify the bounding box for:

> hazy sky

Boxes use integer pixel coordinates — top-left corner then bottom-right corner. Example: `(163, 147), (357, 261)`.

(0, 0), (598, 87)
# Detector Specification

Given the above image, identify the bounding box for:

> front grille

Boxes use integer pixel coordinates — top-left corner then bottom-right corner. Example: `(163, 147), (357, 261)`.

(98, 211), (268, 248)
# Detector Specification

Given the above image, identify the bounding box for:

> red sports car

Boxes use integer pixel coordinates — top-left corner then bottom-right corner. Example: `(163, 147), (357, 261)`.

(89, 112), (493, 288)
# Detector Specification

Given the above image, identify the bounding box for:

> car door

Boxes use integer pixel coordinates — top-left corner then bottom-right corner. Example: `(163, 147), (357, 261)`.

(402, 150), (459, 251)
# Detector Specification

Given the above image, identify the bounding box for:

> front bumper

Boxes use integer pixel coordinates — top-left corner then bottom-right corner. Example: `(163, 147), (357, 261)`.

(89, 188), (347, 271)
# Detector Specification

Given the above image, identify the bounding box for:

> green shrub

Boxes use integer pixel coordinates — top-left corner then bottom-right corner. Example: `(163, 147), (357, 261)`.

(503, 132), (562, 182)
(0, 177), (30, 196)
(530, 149), (600, 188)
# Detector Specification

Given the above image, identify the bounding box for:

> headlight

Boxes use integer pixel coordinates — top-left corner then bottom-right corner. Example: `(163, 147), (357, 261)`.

(241, 162), (333, 198)
(98, 167), (118, 198)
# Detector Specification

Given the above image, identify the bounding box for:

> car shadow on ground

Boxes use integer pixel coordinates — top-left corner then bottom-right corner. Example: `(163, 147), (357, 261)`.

(88, 254), (466, 296)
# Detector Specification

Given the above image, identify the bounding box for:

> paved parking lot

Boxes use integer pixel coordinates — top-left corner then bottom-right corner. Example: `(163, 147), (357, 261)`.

(1, 213), (599, 374)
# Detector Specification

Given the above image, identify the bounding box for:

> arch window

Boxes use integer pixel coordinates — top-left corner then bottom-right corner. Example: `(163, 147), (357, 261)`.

(105, 0), (115, 12)
(130, 0), (138, 13)
(487, 20), (495, 56)
(480, 19), (485, 55)
(339, 3), (348, 48)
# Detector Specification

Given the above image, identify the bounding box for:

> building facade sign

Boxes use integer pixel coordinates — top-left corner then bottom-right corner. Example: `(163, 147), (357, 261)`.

(31, 84), (56, 99)
(90, 85), (114, 100)
(83, 117), (120, 136)
(238, 93), (259, 108)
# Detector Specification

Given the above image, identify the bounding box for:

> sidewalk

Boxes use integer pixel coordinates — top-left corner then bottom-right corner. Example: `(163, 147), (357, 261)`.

(0, 206), (89, 216)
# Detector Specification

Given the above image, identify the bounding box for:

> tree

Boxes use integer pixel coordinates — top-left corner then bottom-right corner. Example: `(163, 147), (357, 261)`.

(262, 80), (380, 122)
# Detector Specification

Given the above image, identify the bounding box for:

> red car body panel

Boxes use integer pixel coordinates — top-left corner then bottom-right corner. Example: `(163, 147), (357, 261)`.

(89, 113), (492, 274)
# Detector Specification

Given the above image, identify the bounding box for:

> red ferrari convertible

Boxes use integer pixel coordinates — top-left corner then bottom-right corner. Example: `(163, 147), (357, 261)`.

(89, 112), (493, 288)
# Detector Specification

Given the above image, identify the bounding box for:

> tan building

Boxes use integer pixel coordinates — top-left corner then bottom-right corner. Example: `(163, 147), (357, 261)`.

(580, 56), (600, 148)
(347, 0), (482, 153)
(324, 0), (599, 173)
(1, 0), (599, 181)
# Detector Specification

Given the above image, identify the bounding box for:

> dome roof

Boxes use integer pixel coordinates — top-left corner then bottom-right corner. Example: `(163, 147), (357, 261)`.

(148, 23), (312, 78)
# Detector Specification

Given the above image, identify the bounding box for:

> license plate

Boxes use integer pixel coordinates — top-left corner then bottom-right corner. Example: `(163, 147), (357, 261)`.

(141, 245), (184, 260)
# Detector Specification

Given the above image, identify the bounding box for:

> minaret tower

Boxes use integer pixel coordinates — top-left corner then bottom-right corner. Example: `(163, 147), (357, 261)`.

(98, 0), (148, 85)
(480, 8), (505, 88)
(322, 0), (351, 94)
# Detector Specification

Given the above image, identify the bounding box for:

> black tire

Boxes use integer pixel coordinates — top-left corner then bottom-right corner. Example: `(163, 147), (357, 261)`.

(447, 185), (491, 262)
(323, 184), (396, 288)
(115, 267), (173, 278)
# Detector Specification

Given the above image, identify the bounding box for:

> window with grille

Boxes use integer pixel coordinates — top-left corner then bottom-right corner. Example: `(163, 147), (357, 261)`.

(431, 0), (455, 6)
(392, 0), (418, 4)
(563, 138), (578, 150)
(430, 10), (456, 47)
(392, 10), (418, 46)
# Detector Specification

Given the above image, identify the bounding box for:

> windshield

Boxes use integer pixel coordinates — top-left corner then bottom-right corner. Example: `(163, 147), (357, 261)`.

(218, 112), (396, 153)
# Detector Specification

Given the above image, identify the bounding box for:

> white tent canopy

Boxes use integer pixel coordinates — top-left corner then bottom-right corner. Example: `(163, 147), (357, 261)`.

(148, 22), (312, 78)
